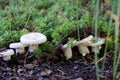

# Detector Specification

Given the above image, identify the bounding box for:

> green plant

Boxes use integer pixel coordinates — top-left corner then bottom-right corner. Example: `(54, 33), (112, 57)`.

(67, 38), (75, 47)
(33, 48), (42, 58)
(105, 36), (114, 49)
(52, 20), (76, 43)
(0, 37), (3, 47)
(39, 41), (54, 53)
(93, 0), (100, 80)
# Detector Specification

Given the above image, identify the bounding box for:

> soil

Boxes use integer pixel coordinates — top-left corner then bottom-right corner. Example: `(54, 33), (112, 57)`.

(0, 28), (120, 80)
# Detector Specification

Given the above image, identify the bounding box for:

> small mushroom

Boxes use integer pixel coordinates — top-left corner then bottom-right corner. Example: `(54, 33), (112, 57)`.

(9, 42), (28, 54)
(62, 40), (77, 60)
(77, 35), (93, 56)
(62, 44), (72, 60)
(90, 38), (105, 53)
(77, 44), (90, 56)
(0, 49), (15, 61)
(20, 32), (47, 52)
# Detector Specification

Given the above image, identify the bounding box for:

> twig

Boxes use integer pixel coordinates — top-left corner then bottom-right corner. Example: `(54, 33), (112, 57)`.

(24, 51), (29, 64)
(91, 54), (107, 64)
(54, 74), (71, 79)
(57, 69), (66, 75)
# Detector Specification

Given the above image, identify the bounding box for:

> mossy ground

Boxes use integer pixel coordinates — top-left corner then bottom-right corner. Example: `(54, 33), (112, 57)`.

(0, 0), (119, 80)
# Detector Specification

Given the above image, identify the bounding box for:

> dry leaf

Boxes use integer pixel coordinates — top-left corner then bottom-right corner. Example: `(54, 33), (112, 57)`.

(75, 77), (83, 80)
(45, 69), (52, 75)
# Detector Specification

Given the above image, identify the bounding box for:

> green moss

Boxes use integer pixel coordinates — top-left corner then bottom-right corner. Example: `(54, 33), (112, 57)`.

(0, 0), (116, 53)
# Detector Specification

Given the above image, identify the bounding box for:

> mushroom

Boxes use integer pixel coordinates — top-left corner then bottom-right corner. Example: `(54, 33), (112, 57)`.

(77, 44), (90, 56)
(77, 35), (93, 56)
(20, 32), (47, 52)
(9, 42), (28, 54)
(90, 38), (105, 53)
(0, 49), (15, 61)
(62, 40), (77, 60)
(62, 46), (72, 60)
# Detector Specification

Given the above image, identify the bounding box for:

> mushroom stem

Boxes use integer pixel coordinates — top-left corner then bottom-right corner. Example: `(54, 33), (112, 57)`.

(90, 38), (105, 53)
(16, 48), (25, 54)
(29, 44), (39, 52)
(62, 46), (72, 60)
(76, 35), (93, 56)
(3, 56), (11, 61)
(61, 40), (77, 60)
(92, 46), (101, 53)
(0, 53), (2, 57)
(77, 44), (90, 56)
(9, 42), (27, 54)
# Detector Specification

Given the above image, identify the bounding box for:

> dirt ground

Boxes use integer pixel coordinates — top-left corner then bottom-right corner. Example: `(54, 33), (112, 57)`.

(0, 51), (119, 80)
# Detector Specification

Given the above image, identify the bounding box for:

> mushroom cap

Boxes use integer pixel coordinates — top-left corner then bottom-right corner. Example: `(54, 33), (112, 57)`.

(77, 44), (90, 56)
(20, 32), (47, 45)
(79, 35), (93, 43)
(76, 35), (93, 46)
(91, 38), (105, 47)
(9, 42), (27, 48)
(1, 49), (14, 57)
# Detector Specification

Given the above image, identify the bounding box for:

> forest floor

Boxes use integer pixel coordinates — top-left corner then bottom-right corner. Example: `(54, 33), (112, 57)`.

(0, 0), (120, 80)
(0, 28), (120, 80)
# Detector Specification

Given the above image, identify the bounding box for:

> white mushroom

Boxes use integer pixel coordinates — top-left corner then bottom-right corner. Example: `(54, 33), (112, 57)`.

(62, 46), (72, 60)
(90, 38), (105, 53)
(20, 32), (47, 52)
(62, 40), (77, 60)
(77, 35), (93, 56)
(0, 49), (14, 61)
(77, 44), (90, 56)
(9, 42), (28, 54)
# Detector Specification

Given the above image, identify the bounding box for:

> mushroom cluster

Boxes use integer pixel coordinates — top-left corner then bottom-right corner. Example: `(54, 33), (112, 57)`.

(0, 32), (105, 61)
(0, 32), (47, 61)
(61, 35), (105, 60)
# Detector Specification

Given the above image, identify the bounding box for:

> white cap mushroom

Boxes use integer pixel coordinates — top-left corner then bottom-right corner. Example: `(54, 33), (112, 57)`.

(90, 38), (105, 53)
(77, 35), (93, 56)
(0, 49), (14, 61)
(9, 42), (28, 54)
(62, 40), (77, 60)
(20, 32), (47, 52)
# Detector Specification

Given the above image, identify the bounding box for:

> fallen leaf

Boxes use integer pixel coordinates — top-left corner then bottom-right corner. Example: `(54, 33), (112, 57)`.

(40, 71), (47, 76)
(75, 77), (83, 80)
(45, 69), (52, 75)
